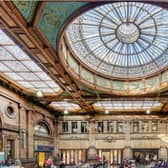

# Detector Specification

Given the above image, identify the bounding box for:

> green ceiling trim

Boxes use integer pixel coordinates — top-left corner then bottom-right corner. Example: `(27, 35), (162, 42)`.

(38, 2), (87, 49)
(13, 1), (38, 23)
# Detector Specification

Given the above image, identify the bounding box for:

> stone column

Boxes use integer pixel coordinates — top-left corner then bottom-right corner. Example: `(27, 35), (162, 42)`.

(19, 105), (27, 159)
(139, 121), (142, 133)
(27, 109), (34, 159)
(148, 120), (152, 132)
(77, 121), (81, 133)
(104, 121), (108, 133)
(89, 120), (96, 146)
(158, 120), (160, 133)
(123, 122), (131, 147)
(58, 121), (62, 133)
(113, 121), (117, 133)
(68, 121), (72, 133)
(53, 121), (59, 156)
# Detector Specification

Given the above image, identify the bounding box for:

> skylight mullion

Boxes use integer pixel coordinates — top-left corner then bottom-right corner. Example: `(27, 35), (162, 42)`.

(133, 3), (145, 23)
(126, 2), (129, 22)
(3, 45), (30, 61)
(94, 9), (118, 26)
(132, 43), (144, 70)
(136, 41), (159, 68)
(111, 4), (123, 23)
(137, 9), (162, 26)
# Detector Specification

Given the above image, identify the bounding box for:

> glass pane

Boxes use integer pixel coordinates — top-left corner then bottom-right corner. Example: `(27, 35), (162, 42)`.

(3, 61), (28, 72)
(22, 61), (42, 71)
(4, 72), (23, 80)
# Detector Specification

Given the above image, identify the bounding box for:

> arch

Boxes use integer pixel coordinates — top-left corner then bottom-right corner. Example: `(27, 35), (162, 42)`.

(34, 120), (52, 137)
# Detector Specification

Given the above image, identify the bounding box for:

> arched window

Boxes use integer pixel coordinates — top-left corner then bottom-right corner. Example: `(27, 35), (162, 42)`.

(34, 122), (50, 137)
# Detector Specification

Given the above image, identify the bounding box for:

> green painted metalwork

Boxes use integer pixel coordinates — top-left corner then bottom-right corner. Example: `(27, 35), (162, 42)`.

(38, 2), (87, 48)
(13, 1), (38, 22)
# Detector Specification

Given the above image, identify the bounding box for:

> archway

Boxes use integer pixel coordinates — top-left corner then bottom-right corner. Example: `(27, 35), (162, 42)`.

(34, 121), (54, 167)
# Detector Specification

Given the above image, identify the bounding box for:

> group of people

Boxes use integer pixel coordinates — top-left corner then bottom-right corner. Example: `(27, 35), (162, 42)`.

(119, 159), (136, 168)
(151, 160), (168, 168)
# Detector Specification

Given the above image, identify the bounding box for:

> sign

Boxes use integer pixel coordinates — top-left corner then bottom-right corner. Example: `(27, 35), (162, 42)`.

(0, 152), (5, 161)
(35, 145), (54, 152)
(39, 152), (45, 167)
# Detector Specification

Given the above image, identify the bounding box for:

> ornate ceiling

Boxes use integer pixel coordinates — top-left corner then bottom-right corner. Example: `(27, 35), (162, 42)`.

(66, 2), (168, 79)
(0, 1), (168, 115)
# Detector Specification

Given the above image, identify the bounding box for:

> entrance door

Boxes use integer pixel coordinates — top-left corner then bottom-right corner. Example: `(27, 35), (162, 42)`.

(102, 151), (110, 163)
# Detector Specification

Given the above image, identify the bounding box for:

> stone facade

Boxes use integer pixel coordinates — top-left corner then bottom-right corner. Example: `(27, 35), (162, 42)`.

(0, 85), (168, 166)
(0, 85), (55, 168)
(57, 115), (168, 164)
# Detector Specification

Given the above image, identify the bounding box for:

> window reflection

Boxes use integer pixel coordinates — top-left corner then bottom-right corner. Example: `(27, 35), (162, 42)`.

(97, 122), (104, 133)
(133, 121), (139, 133)
(81, 122), (87, 133)
(141, 121), (149, 133)
(117, 122), (123, 133)
(34, 123), (50, 136)
(72, 122), (78, 133)
(108, 122), (114, 133)
(151, 121), (158, 132)
(62, 121), (68, 133)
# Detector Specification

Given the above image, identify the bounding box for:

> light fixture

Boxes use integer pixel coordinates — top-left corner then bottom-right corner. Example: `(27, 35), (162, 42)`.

(146, 109), (151, 114)
(105, 109), (109, 114)
(36, 90), (43, 98)
(64, 109), (68, 115)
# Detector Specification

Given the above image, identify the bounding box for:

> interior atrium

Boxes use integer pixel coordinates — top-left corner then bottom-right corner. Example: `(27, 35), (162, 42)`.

(0, 1), (168, 168)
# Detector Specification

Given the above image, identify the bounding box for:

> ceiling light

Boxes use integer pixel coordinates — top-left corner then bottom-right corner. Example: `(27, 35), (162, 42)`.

(36, 90), (43, 98)
(105, 109), (109, 114)
(146, 109), (151, 114)
(64, 109), (68, 115)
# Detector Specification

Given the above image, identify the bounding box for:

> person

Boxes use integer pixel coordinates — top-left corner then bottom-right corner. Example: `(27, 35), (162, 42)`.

(96, 155), (101, 161)
(60, 161), (65, 168)
(44, 157), (52, 168)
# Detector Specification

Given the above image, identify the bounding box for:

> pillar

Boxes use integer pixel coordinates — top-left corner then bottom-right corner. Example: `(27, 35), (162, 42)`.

(113, 121), (117, 133)
(19, 105), (27, 159)
(104, 121), (108, 133)
(148, 120), (152, 132)
(77, 121), (81, 133)
(139, 121), (142, 133)
(27, 109), (34, 159)
(68, 121), (72, 133)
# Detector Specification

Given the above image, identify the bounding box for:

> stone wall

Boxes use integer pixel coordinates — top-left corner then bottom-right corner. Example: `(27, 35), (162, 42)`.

(0, 85), (55, 168)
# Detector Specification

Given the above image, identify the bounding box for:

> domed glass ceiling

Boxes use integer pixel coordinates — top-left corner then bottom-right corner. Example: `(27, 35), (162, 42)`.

(66, 2), (168, 79)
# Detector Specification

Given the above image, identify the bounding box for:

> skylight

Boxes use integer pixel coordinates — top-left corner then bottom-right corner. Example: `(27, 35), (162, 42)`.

(93, 100), (162, 111)
(0, 29), (61, 94)
(66, 2), (168, 78)
(50, 101), (81, 112)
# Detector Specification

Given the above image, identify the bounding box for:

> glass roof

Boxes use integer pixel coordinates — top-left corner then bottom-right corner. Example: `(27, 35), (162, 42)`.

(93, 100), (162, 111)
(66, 2), (168, 78)
(0, 29), (61, 94)
(50, 101), (81, 112)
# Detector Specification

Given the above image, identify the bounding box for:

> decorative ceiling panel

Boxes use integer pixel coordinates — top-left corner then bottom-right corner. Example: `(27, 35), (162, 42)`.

(13, 1), (38, 22)
(38, 2), (87, 48)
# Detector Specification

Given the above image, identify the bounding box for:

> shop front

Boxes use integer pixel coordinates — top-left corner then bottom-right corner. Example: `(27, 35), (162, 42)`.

(133, 149), (158, 164)
(34, 144), (54, 167)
